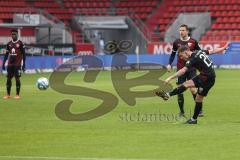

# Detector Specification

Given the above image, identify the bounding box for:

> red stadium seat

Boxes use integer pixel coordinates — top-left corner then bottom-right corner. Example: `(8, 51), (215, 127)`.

(3, 0), (239, 43)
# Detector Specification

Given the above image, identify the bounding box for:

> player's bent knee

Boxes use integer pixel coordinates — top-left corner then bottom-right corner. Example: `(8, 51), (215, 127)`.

(183, 80), (195, 88)
(7, 75), (13, 79)
(15, 76), (20, 80)
(195, 94), (204, 102)
(190, 87), (197, 94)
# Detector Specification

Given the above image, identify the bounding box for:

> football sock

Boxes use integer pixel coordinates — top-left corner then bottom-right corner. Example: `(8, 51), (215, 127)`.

(16, 78), (21, 95)
(6, 78), (12, 95)
(193, 102), (202, 119)
(192, 94), (203, 112)
(177, 94), (184, 113)
(169, 85), (187, 96)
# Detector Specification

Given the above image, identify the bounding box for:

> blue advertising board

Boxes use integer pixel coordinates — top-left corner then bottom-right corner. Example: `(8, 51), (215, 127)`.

(0, 42), (239, 71)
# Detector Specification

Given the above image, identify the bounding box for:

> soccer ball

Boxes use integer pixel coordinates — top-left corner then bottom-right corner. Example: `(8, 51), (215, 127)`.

(36, 77), (49, 90)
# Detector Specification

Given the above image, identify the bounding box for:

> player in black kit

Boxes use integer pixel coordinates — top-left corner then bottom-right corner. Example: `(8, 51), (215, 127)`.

(167, 24), (201, 117)
(2, 29), (26, 99)
(156, 43), (229, 124)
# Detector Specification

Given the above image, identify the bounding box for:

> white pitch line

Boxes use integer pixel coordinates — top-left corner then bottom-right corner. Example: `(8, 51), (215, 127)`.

(0, 156), (154, 160)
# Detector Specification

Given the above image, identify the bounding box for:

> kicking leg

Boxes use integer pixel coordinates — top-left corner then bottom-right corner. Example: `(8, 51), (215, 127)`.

(169, 80), (195, 96)
(156, 80), (195, 100)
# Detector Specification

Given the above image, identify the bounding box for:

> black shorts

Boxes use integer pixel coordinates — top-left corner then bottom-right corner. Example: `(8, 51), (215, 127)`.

(7, 65), (21, 78)
(176, 69), (196, 85)
(192, 75), (215, 97)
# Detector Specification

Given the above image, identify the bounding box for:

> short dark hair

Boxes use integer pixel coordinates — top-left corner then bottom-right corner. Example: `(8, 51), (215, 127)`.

(179, 24), (189, 31)
(11, 29), (18, 34)
(178, 45), (190, 54)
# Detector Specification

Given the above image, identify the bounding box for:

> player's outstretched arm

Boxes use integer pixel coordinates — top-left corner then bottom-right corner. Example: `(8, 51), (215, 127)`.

(165, 67), (188, 84)
(208, 42), (229, 54)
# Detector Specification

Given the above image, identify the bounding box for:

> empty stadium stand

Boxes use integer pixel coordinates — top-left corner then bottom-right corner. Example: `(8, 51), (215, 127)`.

(146, 0), (240, 41)
(0, 0), (34, 23)
(1, 0), (239, 43)
(0, 0), (160, 43)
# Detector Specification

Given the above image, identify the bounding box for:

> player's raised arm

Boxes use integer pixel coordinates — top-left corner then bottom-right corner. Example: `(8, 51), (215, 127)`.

(208, 42), (229, 54)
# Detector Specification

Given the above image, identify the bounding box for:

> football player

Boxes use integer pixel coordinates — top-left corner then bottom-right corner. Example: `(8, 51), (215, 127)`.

(167, 24), (202, 117)
(156, 43), (229, 124)
(2, 29), (26, 99)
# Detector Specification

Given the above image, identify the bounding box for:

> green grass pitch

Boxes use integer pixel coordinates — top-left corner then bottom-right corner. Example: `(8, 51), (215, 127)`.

(0, 69), (240, 160)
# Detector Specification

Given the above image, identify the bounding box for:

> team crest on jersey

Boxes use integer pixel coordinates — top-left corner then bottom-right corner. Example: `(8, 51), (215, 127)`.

(187, 43), (192, 47)
(16, 44), (20, 48)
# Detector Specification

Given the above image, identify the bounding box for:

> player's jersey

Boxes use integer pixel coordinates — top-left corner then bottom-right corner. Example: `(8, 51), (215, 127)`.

(6, 39), (25, 66)
(171, 37), (201, 69)
(185, 50), (216, 78)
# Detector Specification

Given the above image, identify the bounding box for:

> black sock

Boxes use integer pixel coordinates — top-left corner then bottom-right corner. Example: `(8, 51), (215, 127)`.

(193, 102), (202, 120)
(6, 78), (12, 95)
(192, 94), (203, 112)
(178, 94), (184, 113)
(16, 78), (21, 95)
(169, 85), (187, 96)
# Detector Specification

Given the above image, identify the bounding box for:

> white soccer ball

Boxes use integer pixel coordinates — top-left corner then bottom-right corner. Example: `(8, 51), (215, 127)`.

(36, 77), (49, 90)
